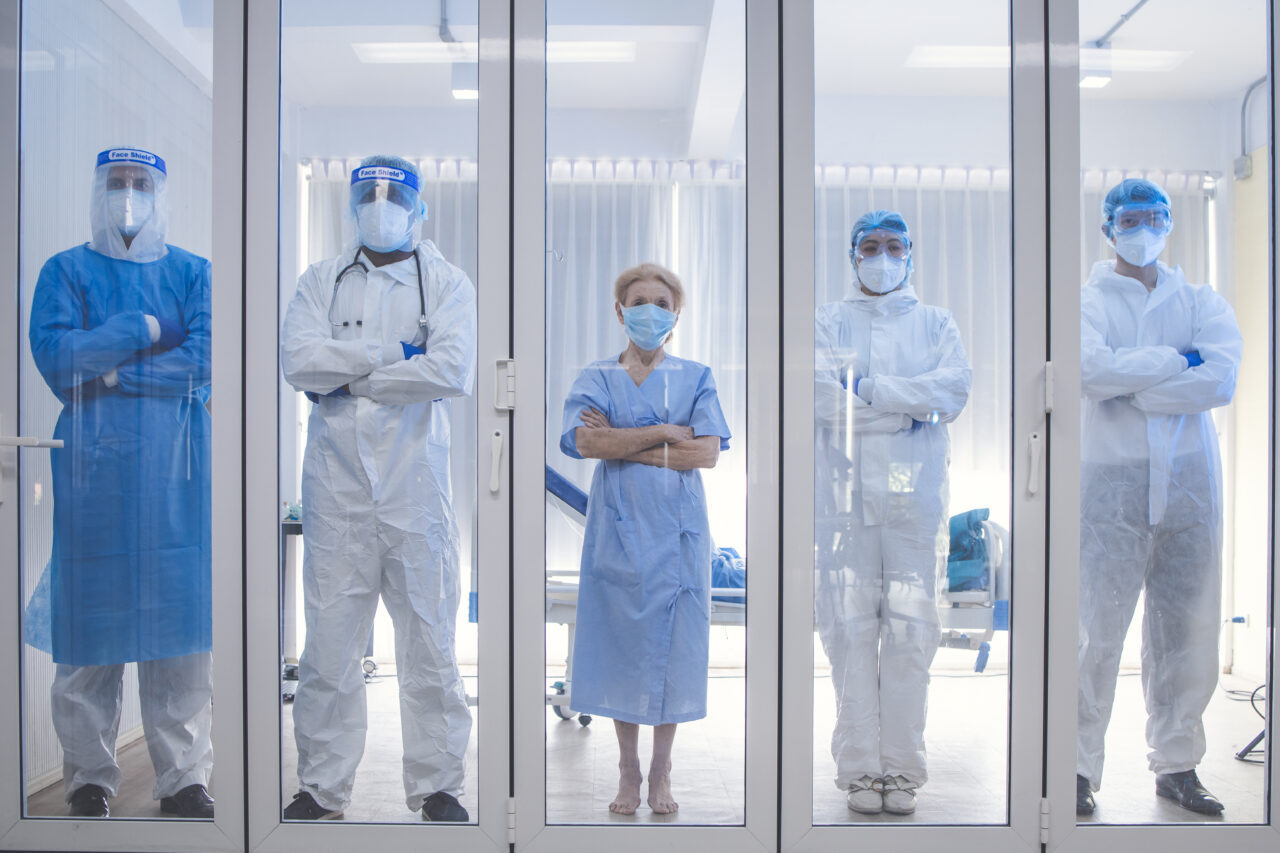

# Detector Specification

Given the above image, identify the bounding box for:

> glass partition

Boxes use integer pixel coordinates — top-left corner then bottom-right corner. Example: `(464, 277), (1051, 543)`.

(1074, 0), (1271, 825)
(19, 0), (217, 821)
(811, 0), (1013, 825)
(277, 0), (480, 824)
(543, 0), (748, 825)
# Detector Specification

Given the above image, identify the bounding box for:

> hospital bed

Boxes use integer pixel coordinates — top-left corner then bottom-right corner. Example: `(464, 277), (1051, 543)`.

(543, 466), (1009, 725)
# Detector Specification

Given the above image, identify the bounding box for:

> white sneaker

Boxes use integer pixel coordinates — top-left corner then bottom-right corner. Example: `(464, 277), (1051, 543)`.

(880, 775), (918, 815)
(846, 775), (882, 814)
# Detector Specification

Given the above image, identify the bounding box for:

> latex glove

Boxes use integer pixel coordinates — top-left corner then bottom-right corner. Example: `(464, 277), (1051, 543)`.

(1183, 349), (1203, 368)
(155, 317), (186, 350)
(401, 341), (425, 359)
(103, 368), (119, 388)
(855, 376), (875, 404)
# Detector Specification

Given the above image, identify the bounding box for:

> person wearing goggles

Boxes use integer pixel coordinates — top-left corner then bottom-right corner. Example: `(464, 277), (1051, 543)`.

(815, 209), (971, 816)
(281, 154), (477, 823)
(1077, 178), (1242, 816)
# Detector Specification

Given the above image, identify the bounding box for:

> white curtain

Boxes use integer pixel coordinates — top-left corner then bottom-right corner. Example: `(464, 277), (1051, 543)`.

(544, 159), (749, 575)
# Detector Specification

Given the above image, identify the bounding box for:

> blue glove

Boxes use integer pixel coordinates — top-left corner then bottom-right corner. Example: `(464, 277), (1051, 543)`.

(1183, 350), (1203, 368)
(401, 341), (425, 359)
(304, 387), (350, 403)
(155, 317), (185, 350)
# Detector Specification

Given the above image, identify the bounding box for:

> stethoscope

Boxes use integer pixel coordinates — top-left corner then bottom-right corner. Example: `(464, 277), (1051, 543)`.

(328, 246), (428, 331)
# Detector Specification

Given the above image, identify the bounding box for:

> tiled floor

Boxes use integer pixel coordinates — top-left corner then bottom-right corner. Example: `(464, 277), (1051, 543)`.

(26, 665), (1268, 828)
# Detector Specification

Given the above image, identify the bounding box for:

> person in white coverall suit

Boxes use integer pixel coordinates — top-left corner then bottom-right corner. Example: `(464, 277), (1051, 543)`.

(1076, 178), (1241, 817)
(281, 154), (477, 823)
(814, 210), (971, 817)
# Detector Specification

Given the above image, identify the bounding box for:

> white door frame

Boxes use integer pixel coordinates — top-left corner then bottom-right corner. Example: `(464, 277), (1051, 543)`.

(510, 1), (780, 850)
(0, 1), (246, 850)
(1044, 1), (1279, 849)
(242, 1), (511, 851)
(778, 1), (1049, 850)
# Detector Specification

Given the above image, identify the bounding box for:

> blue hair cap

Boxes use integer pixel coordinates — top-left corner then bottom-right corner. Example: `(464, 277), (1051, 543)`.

(851, 209), (911, 249)
(1101, 178), (1171, 234)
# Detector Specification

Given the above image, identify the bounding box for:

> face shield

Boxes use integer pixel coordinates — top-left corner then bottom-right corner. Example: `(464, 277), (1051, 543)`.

(89, 148), (169, 263)
(349, 165), (427, 254)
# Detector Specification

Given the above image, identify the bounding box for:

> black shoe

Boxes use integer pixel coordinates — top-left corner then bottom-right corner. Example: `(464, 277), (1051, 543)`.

(1155, 770), (1225, 814)
(160, 784), (215, 818)
(282, 791), (343, 821)
(1075, 774), (1095, 815)
(68, 784), (109, 818)
(422, 791), (468, 822)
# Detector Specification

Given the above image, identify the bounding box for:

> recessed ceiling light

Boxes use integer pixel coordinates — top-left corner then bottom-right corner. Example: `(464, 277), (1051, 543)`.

(353, 40), (637, 64)
(1079, 74), (1112, 89)
(905, 45), (1190, 74)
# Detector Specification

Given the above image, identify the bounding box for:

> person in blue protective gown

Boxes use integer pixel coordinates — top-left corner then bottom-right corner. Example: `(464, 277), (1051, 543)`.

(1076, 179), (1241, 817)
(814, 211), (971, 817)
(281, 155), (476, 823)
(560, 262), (731, 815)
(27, 147), (214, 819)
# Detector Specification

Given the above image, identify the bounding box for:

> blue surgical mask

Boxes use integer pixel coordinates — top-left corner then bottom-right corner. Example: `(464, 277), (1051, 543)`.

(356, 200), (413, 253)
(621, 303), (677, 351)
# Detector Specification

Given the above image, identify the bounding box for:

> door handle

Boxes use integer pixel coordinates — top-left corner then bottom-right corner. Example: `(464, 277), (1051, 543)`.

(0, 414), (62, 449)
(0, 435), (63, 449)
(489, 430), (504, 493)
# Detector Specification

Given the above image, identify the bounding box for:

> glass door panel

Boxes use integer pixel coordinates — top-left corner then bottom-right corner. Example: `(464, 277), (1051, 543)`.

(1072, 0), (1272, 828)
(274, 0), (482, 827)
(18, 0), (217, 825)
(542, 0), (748, 826)
(810, 0), (1013, 826)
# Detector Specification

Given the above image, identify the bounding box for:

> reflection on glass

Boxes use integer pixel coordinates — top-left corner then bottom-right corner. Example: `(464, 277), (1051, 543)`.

(544, 0), (747, 825)
(1075, 0), (1269, 825)
(812, 0), (1012, 825)
(19, 1), (215, 821)
(277, 0), (481, 824)
(815, 212), (972, 818)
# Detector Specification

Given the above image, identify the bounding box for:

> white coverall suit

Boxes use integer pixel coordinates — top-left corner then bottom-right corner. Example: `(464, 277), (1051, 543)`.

(281, 240), (476, 812)
(1077, 260), (1241, 791)
(814, 284), (971, 789)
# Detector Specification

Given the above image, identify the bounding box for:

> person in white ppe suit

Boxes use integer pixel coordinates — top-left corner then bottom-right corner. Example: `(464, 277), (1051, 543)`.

(1076, 179), (1241, 817)
(814, 210), (971, 816)
(281, 155), (476, 823)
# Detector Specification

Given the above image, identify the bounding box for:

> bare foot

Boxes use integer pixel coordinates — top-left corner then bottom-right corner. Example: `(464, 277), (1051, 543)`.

(610, 764), (643, 815)
(647, 771), (678, 814)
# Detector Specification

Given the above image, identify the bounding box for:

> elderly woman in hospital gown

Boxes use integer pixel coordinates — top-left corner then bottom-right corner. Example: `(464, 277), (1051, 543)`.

(560, 262), (731, 816)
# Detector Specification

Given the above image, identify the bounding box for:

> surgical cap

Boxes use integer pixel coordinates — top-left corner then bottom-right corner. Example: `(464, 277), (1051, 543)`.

(350, 154), (428, 222)
(1101, 178), (1172, 237)
(89, 146), (170, 263)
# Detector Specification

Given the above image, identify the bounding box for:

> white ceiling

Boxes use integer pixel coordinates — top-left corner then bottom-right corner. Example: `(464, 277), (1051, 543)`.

(816, 0), (1269, 101)
(127, 0), (1272, 116)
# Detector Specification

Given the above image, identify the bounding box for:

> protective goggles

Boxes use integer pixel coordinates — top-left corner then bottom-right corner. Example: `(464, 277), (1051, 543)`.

(350, 166), (422, 213)
(1111, 203), (1172, 235)
(851, 229), (911, 261)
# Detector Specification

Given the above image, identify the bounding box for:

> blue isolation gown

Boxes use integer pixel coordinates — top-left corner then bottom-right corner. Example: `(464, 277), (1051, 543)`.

(29, 244), (212, 666)
(560, 354), (731, 725)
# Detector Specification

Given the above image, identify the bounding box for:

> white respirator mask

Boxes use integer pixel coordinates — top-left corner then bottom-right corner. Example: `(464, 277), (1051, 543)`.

(106, 189), (154, 237)
(356, 200), (413, 253)
(857, 253), (908, 294)
(1113, 226), (1167, 267)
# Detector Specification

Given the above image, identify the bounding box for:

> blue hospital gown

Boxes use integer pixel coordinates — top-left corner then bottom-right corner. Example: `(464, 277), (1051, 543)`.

(29, 244), (211, 666)
(560, 354), (731, 725)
